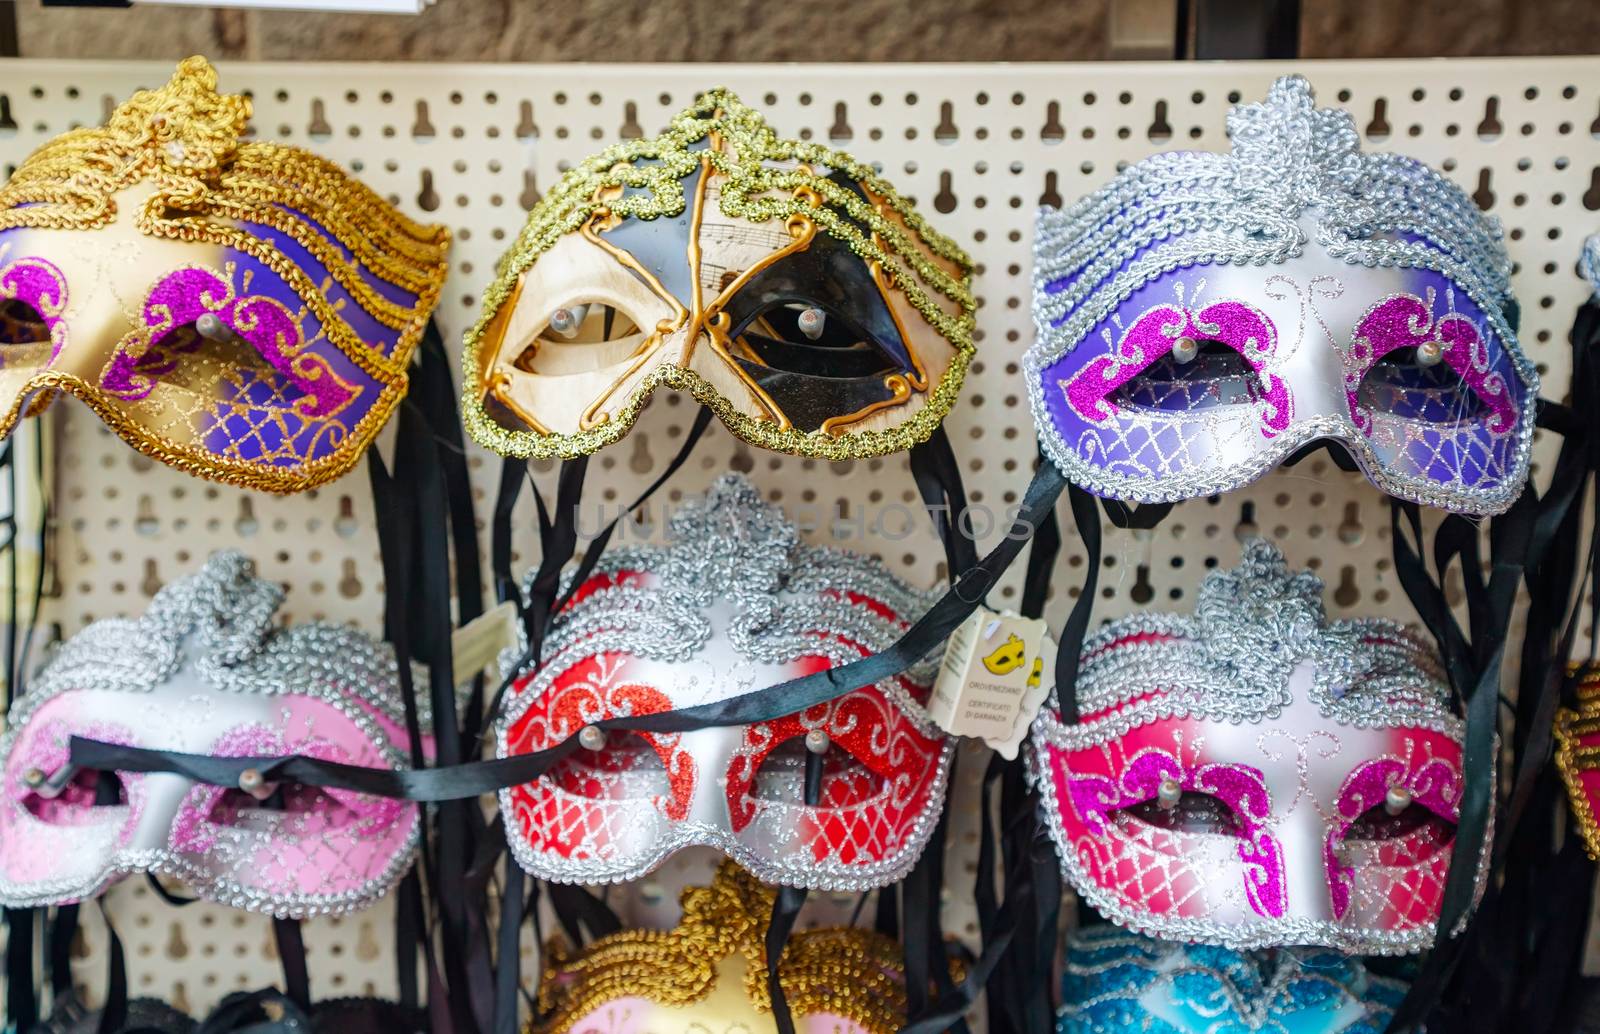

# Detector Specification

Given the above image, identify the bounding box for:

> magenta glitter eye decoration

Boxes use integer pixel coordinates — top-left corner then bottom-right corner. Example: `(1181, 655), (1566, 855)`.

(1028, 75), (1535, 516)
(1028, 539), (1473, 954)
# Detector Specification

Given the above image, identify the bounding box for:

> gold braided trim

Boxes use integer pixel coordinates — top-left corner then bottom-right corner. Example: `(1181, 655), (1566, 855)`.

(530, 861), (910, 1034)
(463, 86), (976, 461)
(0, 367), (406, 494)
(0, 57), (448, 382)
(1553, 663), (1600, 862)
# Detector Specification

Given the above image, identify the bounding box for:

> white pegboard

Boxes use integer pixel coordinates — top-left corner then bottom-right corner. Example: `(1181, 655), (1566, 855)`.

(0, 56), (1597, 1018)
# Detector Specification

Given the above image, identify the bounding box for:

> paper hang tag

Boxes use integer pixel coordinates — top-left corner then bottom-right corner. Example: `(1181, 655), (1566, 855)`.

(450, 600), (520, 687)
(928, 607), (1055, 759)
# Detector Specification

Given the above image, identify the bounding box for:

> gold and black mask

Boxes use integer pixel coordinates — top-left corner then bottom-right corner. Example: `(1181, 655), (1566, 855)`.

(463, 89), (975, 461)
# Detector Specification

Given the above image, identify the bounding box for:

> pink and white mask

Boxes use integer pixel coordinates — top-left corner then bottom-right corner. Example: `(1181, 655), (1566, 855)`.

(0, 552), (421, 917)
(497, 473), (951, 890)
(1029, 540), (1474, 954)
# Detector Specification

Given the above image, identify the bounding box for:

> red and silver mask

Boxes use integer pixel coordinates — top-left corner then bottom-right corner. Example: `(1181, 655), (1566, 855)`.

(0, 552), (421, 917)
(1029, 540), (1473, 954)
(496, 474), (949, 890)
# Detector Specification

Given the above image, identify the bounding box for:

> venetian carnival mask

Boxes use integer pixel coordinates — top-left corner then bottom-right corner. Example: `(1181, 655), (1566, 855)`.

(1058, 925), (1411, 1034)
(1028, 75), (1534, 515)
(531, 861), (912, 1034)
(0, 57), (450, 492)
(0, 551), (421, 916)
(496, 473), (950, 888)
(462, 88), (974, 461)
(1029, 540), (1472, 953)
(1553, 666), (1600, 862)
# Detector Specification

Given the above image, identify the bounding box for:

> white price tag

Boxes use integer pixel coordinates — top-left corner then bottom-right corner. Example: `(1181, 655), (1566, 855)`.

(450, 600), (519, 687)
(928, 607), (1054, 759)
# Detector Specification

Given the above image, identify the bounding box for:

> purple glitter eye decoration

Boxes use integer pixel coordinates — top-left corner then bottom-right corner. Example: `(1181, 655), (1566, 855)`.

(1346, 291), (1518, 434)
(1061, 296), (1291, 436)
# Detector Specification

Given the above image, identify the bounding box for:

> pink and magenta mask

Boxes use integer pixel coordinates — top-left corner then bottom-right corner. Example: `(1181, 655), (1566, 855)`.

(1028, 75), (1534, 516)
(1029, 540), (1473, 953)
(496, 474), (951, 890)
(0, 552), (421, 917)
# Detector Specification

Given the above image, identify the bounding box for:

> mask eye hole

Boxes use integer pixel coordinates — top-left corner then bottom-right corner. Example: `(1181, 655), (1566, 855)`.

(1119, 789), (1243, 836)
(1357, 347), (1492, 423)
(1115, 341), (1260, 413)
(732, 302), (900, 381)
(749, 736), (884, 807)
(207, 781), (362, 833)
(1341, 799), (1456, 846)
(131, 320), (279, 395)
(22, 769), (125, 824)
(0, 299), (48, 345)
(545, 729), (668, 802)
(0, 299), (53, 363)
(512, 303), (647, 376)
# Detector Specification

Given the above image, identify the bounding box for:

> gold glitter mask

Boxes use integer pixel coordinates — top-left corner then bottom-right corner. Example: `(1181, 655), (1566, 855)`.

(464, 88), (975, 461)
(1554, 665), (1600, 861)
(529, 861), (911, 1034)
(0, 57), (450, 492)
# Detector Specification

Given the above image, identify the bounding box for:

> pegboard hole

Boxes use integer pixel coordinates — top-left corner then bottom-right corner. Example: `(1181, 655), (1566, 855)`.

(417, 169), (441, 212)
(1365, 97), (1391, 141)
(1477, 96), (1503, 140)
(411, 100), (436, 138)
(933, 171), (957, 213)
(830, 102), (853, 143)
(1147, 99), (1172, 143)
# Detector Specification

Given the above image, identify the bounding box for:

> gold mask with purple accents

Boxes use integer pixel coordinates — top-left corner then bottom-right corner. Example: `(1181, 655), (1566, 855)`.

(0, 57), (450, 492)
(463, 88), (975, 461)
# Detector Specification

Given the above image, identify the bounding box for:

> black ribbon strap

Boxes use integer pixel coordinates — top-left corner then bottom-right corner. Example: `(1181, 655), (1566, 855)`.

(909, 426), (980, 578)
(765, 749), (823, 1034)
(71, 463), (1070, 803)
(271, 919), (311, 1013)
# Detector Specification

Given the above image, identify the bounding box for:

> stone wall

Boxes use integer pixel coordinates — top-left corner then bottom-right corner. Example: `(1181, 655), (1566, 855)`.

(10, 0), (1599, 63)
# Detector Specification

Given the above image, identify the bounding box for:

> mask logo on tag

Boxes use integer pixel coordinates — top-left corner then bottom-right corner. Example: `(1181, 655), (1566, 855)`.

(983, 633), (1028, 675)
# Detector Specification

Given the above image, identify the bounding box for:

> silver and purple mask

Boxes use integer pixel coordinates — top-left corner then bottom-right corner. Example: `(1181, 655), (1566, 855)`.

(1028, 76), (1535, 515)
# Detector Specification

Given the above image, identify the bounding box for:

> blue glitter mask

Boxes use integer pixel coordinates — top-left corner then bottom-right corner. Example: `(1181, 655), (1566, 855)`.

(1058, 925), (1413, 1034)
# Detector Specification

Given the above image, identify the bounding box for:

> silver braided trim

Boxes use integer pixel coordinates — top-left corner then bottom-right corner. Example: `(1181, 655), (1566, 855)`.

(506, 474), (942, 685)
(1034, 76), (1512, 347)
(20, 551), (421, 733)
(1035, 539), (1458, 743)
